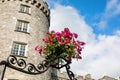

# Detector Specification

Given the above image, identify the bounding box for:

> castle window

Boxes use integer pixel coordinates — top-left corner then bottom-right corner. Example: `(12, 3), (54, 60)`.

(11, 42), (27, 57)
(16, 20), (29, 33)
(20, 4), (31, 14)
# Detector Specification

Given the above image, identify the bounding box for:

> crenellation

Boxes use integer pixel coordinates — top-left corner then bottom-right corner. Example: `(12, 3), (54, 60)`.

(2, 0), (4, 2)
(46, 9), (50, 16)
(36, 3), (41, 8)
(30, 0), (36, 5)
(43, 9), (47, 14)
(0, 0), (50, 22)
(43, 1), (48, 7)
(40, 6), (44, 11)
(33, 0), (37, 3)
(25, 0), (30, 3)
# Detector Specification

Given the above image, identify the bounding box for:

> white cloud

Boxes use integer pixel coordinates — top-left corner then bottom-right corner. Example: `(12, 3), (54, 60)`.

(106, 0), (120, 16)
(115, 30), (120, 36)
(47, 2), (120, 79)
(98, 21), (107, 29)
(98, 0), (120, 28)
(50, 4), (95, 43)
(71, 34), (120, 79)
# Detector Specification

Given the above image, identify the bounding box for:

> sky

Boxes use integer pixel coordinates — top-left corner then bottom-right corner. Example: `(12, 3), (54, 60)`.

(45, 0), (120, 79)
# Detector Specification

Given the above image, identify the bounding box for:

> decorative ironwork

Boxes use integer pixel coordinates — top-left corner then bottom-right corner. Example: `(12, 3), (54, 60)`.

(65, 65), (77, 80)
(7, 55), (50, 74)
(0, 55), (77, 80)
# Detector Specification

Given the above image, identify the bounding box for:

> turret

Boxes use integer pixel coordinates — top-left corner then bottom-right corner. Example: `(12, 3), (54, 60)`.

(0, 0), (50, 79)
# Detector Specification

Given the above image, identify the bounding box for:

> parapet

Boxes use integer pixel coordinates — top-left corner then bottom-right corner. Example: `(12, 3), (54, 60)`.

(0, 0), (50, 22)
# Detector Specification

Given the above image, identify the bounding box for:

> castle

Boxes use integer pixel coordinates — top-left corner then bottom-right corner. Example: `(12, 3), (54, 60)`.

(0, 0), (120, 80)
(0, 0), (51, 80)
(54, 71), (119, 80)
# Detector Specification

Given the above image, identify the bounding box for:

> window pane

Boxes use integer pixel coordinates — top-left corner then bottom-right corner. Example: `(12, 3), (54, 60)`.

(11, 43), (26, 56)
(20, 4), (30, 14)
(19, 45), (25, 56)
(23, 22), (28, 32)
(16, 20), (29, 32)
(12, 43), (19, 55)
(25, 7), (29, 13)
(20, 5), (25, 12)
(16, 21), (22, 31)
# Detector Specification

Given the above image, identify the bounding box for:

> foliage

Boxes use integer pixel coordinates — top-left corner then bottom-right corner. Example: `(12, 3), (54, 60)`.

(35, 28), (85, 66)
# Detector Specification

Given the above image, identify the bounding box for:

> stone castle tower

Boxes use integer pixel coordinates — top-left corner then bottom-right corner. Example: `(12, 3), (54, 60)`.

(0, 0), (50, 79)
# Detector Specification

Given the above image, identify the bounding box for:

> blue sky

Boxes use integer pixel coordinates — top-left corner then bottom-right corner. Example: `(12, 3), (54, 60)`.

(45, 0), (120, 79)
(46, 0), (120, 35)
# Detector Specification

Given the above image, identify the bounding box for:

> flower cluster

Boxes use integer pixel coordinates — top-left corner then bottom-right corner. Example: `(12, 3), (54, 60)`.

(35, 28), (85, 65)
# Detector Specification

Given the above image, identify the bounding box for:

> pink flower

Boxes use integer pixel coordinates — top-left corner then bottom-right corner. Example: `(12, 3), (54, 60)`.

(80, 42), (85, 45)
(46, 32), (50, 35)
(51, 30), (55, 33)
(61, 41), (65, 46)
(76, 40), (85, 45)
(35, 46), (42, 54)
(43, 37), (51, 43)
(77, 48), (82, 54)
(64, 28), (70, 33)
(78, 54), (82, 59)
(35, 27), (85, 65)
(72, 38), (75, 43)
(49, 40), (53, 44)
(65, 38), (70, 44)
(55, 32), (62, 41)
(35, 46), (39, 51)
(62, 28), (73, 38)
(56, 32), (61, 36)
(73, 41), (78, 48)
(43, 38), (49, 43)
(38, 49), (42, 54)
(73, 33), (78, 38)
(76, 40), (80, 44)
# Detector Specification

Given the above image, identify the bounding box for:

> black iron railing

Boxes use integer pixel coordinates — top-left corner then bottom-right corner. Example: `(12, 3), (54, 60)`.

(0, 55), (77, 80)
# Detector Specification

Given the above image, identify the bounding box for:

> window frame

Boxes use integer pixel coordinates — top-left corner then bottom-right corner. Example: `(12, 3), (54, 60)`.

(19, 4), (31, 14)
(15, 20), (30, 33)
(11, 42), (27, 57)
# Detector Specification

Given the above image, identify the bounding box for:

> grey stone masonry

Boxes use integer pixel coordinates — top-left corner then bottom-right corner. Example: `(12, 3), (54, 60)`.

(0, 0), (50, 80)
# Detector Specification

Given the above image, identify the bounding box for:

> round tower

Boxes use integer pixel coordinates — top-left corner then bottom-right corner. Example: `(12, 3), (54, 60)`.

(0, 0), (50, 79)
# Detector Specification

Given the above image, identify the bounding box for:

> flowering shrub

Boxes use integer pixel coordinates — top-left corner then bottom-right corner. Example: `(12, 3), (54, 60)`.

(35, 28), (85, 66)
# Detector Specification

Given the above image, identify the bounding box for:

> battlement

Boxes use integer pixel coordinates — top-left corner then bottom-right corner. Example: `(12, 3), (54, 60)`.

(0, 0), (50, 22)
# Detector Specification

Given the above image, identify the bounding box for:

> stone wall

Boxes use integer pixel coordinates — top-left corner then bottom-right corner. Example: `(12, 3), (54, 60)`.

(0, 0), (50, 80)
(56, 71), (118, 80)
